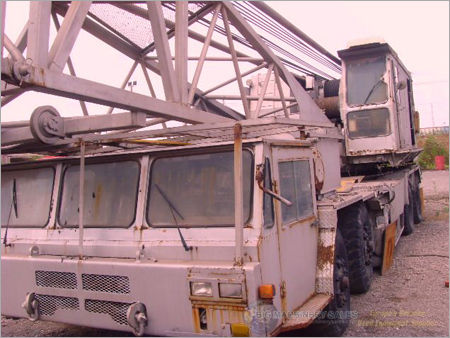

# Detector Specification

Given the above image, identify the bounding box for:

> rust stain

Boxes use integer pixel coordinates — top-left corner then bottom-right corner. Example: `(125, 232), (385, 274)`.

(192, 307), (200, 333)
(288, 215), (316, 229)
(382, 221), (396, 275)
(191, 302), (247, 312)
(317, 244), (334, 270)
(280, 294), (331, 332)
(280, 281), (287, 315)
(209, 307), (216, 331)
(313, 152), (324, 193)
(219, 309), (224, 326)
(234, 123), (242, 141)
(256, 235), (263, 262)
(192, 303), (247, 334)
(36, 67), (46, 87)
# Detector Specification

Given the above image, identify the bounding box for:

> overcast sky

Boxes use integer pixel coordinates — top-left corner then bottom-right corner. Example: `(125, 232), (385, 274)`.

(2, 1), (449, 127)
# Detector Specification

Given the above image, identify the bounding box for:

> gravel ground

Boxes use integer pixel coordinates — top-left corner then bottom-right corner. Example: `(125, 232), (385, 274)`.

(2, 170), (449, 337)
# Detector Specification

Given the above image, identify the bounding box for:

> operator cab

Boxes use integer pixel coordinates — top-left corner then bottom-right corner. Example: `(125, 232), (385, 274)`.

(338, 40), (421, 168)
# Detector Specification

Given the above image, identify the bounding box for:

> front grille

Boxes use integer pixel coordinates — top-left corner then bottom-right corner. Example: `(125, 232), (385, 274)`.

(85, 299), (131, 325)
(82, 274), (130, 294)
(35, 294), (79, 316)
(35, 271), (77, 289)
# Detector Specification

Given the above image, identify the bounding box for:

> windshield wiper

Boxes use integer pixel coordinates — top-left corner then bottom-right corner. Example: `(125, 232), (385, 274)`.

(13, 178), (18, 218)
(363, 79), (383, 104)
(3, 178), (17, 247)
(154, 184), (192, 252)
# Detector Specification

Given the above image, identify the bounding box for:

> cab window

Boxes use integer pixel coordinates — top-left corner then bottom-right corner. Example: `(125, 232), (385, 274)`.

(59, 161), (140, 227)
(263, 158), (274, 228)
(1, 167), (54, 227)
(278, 160), (314, 224)
(147, 151), (253, 227)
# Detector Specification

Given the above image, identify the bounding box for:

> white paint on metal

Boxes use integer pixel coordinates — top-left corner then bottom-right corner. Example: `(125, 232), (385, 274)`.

(78, 139), (86, 259)
(27, 1), (51, 67)
(48, 2), (91, 72)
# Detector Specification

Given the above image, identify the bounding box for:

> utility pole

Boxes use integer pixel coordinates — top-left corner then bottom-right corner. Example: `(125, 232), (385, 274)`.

(430, 103), (435, 128)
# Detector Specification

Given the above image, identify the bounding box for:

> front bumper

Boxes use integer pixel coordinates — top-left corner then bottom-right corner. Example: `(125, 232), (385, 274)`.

(1, 254), (261, 336)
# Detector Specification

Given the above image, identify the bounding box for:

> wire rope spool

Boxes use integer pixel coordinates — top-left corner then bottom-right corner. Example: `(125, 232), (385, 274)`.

(30, 106), (65, 144)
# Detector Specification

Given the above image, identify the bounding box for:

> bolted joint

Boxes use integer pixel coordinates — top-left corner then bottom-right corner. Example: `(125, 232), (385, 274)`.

(12, 61), (31, 82)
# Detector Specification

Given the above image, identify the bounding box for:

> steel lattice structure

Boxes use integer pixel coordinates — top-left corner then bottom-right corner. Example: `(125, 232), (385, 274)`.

(1, 1), (341, 155)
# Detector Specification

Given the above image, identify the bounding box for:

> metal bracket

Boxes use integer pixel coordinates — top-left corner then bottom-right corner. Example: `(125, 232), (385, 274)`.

(22, 292), (39, 321)
(126, 302), (148, 336)
(255, 164), (292, 206)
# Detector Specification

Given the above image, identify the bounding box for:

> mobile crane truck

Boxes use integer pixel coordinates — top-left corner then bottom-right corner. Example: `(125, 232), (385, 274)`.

(1, 2), (422, 336)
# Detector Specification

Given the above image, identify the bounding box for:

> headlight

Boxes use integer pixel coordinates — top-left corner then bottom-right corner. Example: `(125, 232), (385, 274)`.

(219, 283), (242, 298)
(190, 282), (213, 297)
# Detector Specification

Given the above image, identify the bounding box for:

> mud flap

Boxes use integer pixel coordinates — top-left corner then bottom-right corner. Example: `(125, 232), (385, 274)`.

(381, 222), (396, 275)
(419, 187), (424, 213)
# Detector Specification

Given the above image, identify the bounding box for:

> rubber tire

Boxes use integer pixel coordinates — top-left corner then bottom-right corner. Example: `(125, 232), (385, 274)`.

(402, 186), (415, 236)
(338, 202), (374, 294)
(309, 230), (351, 337)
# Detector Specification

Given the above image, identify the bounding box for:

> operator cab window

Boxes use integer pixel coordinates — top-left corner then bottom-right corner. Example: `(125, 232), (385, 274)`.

(147, 151), (253, 227)
(278, 160), (314, 225)
(59, 161), (140, 228)
(347, 108), (391, 138)
(1, 167), (55, 227)
(346, 55), (388, 106)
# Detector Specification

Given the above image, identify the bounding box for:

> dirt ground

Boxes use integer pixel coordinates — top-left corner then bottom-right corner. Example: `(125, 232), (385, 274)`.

(1, 170), (449, 337)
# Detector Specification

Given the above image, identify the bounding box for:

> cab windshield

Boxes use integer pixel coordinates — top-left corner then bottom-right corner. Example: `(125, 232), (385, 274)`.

(1, 167), (54, 227)
(346, 56), (388, 106)
(147, 151), (253, 227)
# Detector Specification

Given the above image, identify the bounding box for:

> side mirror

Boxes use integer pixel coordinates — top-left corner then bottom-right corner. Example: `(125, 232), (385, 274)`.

(256, 164), (292, 206)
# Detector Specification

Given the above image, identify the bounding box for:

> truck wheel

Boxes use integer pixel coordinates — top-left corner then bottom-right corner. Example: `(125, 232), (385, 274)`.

(310, 230), (350, 337)
(402, 186), (415, 235)
(339, 202), (373, 294)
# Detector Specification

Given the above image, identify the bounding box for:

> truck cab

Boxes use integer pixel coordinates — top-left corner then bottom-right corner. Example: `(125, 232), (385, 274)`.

(338, 41), (421, 167)
(1, 130), (346, 336)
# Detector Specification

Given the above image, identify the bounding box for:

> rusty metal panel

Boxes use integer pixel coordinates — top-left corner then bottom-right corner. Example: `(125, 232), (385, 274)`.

(315, 206), (337, 295)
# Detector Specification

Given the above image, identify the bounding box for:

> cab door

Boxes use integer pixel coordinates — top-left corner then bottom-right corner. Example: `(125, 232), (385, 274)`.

(271, 145), (318, 313)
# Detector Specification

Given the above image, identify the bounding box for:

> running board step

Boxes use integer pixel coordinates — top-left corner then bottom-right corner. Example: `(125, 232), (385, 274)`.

(281, 293), (331, 332)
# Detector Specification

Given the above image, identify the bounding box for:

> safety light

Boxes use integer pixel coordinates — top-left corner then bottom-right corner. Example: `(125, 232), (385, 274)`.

(219, 283), (242, 298)
(231, 323), (250, 337)
(258, 284), (275, 299)
(190, 282), (213, 297)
